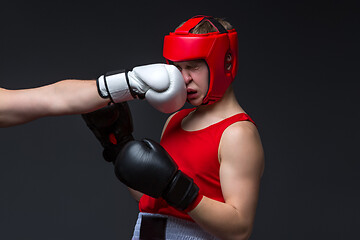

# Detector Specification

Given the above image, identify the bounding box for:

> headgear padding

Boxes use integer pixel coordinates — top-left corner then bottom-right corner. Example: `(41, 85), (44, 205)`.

(163, 16), (238, 104)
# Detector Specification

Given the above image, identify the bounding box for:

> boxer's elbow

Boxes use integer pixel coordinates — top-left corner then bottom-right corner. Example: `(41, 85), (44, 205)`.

(237, 228), (252, 240)
(225, 225), (252, 240)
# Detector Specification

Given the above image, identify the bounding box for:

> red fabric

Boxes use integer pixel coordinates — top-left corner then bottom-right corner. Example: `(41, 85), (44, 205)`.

(139, 108), (255, 221)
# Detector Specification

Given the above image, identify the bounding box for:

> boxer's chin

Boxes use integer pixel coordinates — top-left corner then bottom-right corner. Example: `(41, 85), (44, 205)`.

(187, 96), (203, 106)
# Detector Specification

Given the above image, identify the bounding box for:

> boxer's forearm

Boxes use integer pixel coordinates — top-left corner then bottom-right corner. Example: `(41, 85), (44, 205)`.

(0, 80), (109, 127)
(188, 197), (253, 240)
(43, 79), (109, 115)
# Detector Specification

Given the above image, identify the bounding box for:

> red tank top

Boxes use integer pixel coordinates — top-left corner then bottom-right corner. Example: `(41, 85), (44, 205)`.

(139, 108), (255, 221)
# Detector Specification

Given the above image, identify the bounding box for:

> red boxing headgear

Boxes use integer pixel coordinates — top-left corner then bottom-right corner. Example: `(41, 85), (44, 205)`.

(163, 16), (238, 104)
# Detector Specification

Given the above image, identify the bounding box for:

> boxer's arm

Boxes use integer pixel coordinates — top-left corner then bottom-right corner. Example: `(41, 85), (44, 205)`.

(0, 80), (109, 127)
(188, 121), (264, 240)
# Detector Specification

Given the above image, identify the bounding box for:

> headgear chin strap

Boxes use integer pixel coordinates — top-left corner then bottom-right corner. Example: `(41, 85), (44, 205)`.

(163, 16), (238, 104)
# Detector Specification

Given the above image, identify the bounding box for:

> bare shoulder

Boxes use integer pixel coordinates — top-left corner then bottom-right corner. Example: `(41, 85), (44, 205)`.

(224, 120), (259, 140)
(219, 120), (264, 177)
(221, 120), (261, 150)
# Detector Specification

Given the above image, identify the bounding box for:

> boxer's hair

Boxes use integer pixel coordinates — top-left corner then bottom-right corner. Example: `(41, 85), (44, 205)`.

(176, 18), (233, 34)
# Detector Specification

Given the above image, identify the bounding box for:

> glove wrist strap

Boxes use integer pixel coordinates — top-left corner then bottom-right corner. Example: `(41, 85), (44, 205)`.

(98, 70), (135, 103)
(164, 171), (200, 211)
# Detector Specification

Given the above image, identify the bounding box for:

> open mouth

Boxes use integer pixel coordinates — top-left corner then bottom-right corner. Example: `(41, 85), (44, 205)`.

(187, 89), (197, 99)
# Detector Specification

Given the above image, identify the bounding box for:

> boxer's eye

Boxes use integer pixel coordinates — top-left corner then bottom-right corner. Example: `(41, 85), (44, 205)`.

(192, 66), (200, 70)
(188, 65), (199, 71)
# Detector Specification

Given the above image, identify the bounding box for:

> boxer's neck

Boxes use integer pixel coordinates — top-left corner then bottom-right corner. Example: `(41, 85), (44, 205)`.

(181, 86), (245, 132)
(195, 85), (245, 118)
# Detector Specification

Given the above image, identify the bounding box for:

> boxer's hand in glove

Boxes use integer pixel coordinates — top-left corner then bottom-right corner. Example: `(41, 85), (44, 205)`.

(82, 102), (134, 163)
(97, 64), (186, 113)
(114, 138), (201, 211)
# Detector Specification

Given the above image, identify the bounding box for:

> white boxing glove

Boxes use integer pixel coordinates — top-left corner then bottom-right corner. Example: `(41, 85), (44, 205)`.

(97, 64), (186, 113)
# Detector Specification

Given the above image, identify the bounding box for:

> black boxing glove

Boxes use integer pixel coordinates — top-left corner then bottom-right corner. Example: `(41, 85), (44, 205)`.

(114, 138), (199, 211)
(82, 102), (134, 163)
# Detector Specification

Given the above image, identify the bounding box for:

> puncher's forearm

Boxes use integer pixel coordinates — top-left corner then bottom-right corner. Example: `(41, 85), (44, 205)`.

(0, 80), (109, 127)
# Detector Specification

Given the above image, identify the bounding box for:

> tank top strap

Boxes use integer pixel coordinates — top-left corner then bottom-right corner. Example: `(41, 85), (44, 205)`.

(211, 113), (256, 137)
(223, 113), (256, 126)
(175, 108), (195, 120)
(165, 109), (256, 136)
(168, 108), (195, 126)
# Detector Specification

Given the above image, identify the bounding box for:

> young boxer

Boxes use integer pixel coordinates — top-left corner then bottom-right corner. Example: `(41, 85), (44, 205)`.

(110, 16), (265, 239)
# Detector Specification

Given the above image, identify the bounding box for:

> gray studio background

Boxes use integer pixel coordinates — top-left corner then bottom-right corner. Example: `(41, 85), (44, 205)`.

(1, 0), (359, 239)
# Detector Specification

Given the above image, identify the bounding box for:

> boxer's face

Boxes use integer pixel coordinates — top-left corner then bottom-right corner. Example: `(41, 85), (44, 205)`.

(174, 60), (209, 106)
